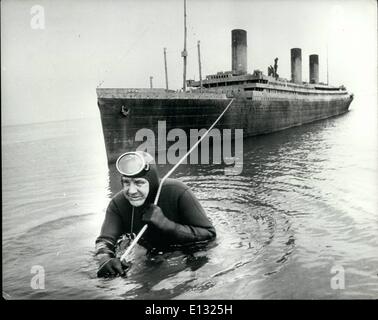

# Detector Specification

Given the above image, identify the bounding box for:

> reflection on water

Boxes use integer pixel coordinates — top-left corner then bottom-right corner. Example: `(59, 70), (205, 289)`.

(2, 103), (378, 299)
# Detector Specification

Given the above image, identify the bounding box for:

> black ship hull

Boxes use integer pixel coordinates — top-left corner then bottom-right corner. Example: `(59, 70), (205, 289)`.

(98, 93), (353, 163)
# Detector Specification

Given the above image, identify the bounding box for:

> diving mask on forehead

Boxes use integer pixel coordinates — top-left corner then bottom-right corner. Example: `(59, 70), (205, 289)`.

(116, 151), (150, 177)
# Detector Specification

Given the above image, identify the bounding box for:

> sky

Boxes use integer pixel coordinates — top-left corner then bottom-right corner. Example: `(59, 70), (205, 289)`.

(1, 0), (377, 126)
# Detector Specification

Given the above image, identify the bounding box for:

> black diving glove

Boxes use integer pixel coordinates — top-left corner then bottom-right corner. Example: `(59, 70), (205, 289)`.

(142, 204), (216, 244)
(97, 256), (129, 278)
(142, 204), (174, 232)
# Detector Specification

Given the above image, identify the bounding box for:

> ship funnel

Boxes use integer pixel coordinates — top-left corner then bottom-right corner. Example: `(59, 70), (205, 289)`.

(232, 29), (247, 74)
(309, 54), (319, 84)
(291, 48), (302, 83)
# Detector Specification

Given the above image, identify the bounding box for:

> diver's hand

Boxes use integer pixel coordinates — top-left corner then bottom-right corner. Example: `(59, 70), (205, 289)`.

(97, 257), (128, 278)
(142, 204), (173, 231)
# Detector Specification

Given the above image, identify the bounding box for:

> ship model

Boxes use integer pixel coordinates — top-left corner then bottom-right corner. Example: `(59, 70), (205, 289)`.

(97, 5), (353, 164)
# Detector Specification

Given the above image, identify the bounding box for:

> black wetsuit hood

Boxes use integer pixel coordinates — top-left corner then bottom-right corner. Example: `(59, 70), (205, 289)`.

(134, 161), (160, 208)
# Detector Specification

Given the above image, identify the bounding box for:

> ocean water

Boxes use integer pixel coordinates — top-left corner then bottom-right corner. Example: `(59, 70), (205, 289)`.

(2, 97), (378, 299)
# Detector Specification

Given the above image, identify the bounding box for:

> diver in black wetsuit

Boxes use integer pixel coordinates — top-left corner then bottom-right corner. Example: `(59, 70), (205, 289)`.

(95, 151), (216, 278)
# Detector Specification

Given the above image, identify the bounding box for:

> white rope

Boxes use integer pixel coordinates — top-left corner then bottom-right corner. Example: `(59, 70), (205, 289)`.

(121, 98), (234, 262)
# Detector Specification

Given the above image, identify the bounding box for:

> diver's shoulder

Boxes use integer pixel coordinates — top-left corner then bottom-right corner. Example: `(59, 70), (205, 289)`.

(163, 178), (190, 192)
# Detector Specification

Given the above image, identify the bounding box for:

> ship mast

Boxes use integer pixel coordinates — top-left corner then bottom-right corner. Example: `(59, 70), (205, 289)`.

(182, 0), (188, 91)
(149, 76), (153, 89)
(326, 43), (329, 85)
(197, 40), (203, 90)
(164, 47), (169, 90)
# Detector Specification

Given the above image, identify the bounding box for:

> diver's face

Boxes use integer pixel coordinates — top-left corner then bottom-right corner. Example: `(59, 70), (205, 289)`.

(121, 176), (149, 207)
